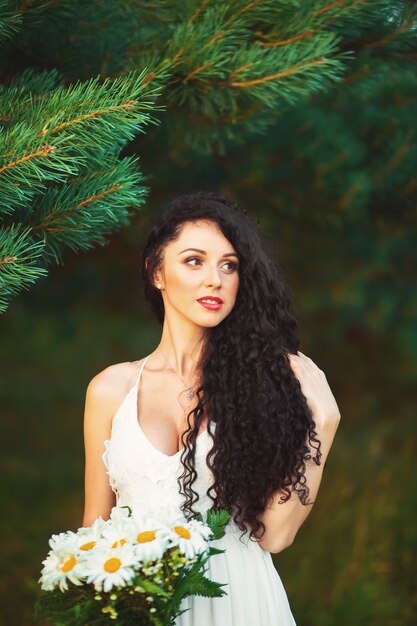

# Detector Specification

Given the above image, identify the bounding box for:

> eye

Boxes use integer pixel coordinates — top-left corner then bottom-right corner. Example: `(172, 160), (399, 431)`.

(184, 257), (238, 271)
(185, 257), (202, 266)
(222, 261), (238, 272)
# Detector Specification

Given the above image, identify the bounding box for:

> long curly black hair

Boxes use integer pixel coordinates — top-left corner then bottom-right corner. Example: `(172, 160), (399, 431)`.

(141, 190), (322, 543)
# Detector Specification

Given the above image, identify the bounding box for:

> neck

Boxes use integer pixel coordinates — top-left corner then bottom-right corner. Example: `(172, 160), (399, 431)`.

(156, 313), (207, 378)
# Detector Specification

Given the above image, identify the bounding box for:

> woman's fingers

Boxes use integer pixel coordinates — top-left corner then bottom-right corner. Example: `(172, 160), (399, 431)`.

(286, 351), (341, 428)
(288, 351), (321, 375)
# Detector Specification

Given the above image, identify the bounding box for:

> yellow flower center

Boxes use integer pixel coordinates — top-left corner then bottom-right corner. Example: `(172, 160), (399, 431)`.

(104, 557), (122, 573)
(60, 553), (77, 572)
(174, 526), (191, 539)
(137, 530), (156, 543)
(111, 538), (127, 548)
(80, 540), (96, 550)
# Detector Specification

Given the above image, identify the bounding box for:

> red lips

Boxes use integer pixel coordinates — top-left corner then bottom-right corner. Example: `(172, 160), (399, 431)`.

(197, 296), (224, 303)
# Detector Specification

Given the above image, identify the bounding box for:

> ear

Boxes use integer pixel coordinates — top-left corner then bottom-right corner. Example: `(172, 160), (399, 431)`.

(153, 269), (164, 290)
(145, 258), (161, 290)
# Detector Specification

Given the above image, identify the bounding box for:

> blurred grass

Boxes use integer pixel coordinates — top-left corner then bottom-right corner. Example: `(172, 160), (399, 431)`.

(278, 415), (417, 625)
(1, 294), (416, 625)
(0, 299), (160, 625)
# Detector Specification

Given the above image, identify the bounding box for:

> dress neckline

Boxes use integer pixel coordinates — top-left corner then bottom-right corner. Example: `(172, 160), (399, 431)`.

(133, 354), (209, 459)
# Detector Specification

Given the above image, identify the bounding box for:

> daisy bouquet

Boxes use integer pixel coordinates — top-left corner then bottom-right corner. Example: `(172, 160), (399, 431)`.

(34, 505), (230, 626)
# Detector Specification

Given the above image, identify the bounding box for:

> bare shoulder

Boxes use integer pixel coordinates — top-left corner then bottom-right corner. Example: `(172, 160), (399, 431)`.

(85, 358), (145, 423)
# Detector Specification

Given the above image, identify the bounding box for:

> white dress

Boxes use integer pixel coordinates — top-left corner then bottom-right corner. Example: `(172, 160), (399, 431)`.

(102, 355), (297, 625)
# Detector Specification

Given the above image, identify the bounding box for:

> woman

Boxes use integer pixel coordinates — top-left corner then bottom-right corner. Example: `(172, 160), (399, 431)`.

(83, 190), (341, 625)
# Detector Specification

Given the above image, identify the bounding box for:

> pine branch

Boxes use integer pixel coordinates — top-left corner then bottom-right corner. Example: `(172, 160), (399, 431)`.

(0, 0), (23, 46)
(0, 66), (163, 311)
(0, 224), (47, 314)
(26, 156), (149, 266)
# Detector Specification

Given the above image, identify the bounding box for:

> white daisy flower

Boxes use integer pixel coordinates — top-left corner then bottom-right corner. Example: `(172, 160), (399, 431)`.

(73, 515), (111, 554)
(48, 529), (78, 551)
(101, 510), (138, 550)
(76, 529), (102, 553)
(127, 513), (172, 563)
(109, 505), (133, 524)
(187, 518), (214, 541)
(77, 515), (109, 539)
(84, 543), (138, 593)
(169, 519), (212, 559)
(39, 533), (85, 592)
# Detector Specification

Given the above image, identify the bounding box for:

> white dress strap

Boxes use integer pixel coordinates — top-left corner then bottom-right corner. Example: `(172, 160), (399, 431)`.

(133, 354), (150, 389)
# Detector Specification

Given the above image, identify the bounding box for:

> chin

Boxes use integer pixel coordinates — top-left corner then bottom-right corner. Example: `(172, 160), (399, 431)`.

(182, 311), (222, 328)
(198, 312), (231, 328)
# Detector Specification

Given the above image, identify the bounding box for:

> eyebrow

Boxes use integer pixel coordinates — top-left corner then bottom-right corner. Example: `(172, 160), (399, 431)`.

(178, 247), (239, 258)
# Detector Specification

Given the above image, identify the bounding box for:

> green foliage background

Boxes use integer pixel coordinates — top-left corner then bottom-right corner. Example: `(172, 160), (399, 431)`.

(1, 1), (416, 625)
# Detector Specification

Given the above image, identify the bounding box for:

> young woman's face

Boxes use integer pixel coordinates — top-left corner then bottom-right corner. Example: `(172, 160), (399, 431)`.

(155, 220), (240, 329)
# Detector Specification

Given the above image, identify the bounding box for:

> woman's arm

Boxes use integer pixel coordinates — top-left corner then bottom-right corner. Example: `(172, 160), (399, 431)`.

(255, 352), (341, 553)
(82, 365), (129, 527)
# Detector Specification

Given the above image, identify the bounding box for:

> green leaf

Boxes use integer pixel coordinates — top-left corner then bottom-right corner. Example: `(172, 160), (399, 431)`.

(206, 508), (231, 539)
(139, 578), (171, 599)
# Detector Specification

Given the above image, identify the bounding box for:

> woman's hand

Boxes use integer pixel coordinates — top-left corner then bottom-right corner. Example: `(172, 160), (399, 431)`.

(288, 351), (341, 437)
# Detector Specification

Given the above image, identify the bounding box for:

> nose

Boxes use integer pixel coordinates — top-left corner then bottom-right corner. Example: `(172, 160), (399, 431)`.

(204, 262), (222, 288)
